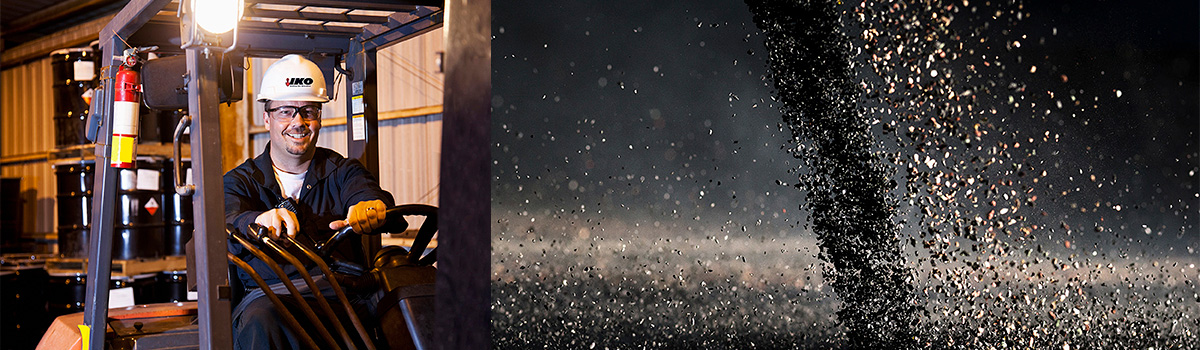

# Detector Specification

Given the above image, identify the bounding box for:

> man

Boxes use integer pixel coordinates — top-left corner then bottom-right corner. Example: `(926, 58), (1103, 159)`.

(224, 54), (392, 349)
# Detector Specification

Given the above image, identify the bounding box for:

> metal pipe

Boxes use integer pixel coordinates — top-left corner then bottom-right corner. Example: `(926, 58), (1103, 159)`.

(228, 253), (320, 350)
(228, 231), (341, 349)
(255, 232), (358, 350)
(172, 114), (194, 195)
(285, 236), (378, 350)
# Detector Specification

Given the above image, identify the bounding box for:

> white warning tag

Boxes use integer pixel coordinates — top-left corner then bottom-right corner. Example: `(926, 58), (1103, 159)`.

(352, 115), (366, 141)
(136, 169), (161, 191)
(109, 287), (134, 308)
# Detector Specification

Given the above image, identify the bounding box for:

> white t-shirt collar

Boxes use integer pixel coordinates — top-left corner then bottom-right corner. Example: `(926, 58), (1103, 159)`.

(273, 165), (307, 200)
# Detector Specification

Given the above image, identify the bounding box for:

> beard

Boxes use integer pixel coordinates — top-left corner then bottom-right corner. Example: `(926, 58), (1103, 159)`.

(285, 142), (308, 155)
(278, 125), (316, 156)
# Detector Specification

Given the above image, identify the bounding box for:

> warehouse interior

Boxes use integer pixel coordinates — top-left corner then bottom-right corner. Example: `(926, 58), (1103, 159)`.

(1, 0), (451, 348)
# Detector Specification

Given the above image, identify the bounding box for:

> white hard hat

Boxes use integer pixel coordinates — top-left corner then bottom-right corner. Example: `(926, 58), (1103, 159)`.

(257, 54), (329, 103)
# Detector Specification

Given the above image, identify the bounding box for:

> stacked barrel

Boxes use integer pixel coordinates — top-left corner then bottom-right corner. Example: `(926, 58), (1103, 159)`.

(160, 151), (193, 303)
(54, 156), (167, 260)
(40, 47), (196, 321)
(0, 45), (205, 348)
(0, 254), (51, 349)
(0, 47), (100, 348)
(162, 155), (193, 256)
(50, 48), (99, 147)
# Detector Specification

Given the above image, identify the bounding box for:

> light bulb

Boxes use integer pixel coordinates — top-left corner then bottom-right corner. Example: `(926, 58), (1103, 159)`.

(195, 0), (243, 34)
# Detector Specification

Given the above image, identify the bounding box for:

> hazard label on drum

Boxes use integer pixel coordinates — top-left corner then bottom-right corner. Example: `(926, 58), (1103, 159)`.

(144, 197), (159, 216)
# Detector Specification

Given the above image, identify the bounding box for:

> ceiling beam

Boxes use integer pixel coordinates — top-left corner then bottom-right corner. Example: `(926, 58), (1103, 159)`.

(245, 8), (391, 24)
(127, 16), (355, 58)
(239, 20), (365, 36)
(359, 7), (441, 51)
(98, 0), (175, 51)
(1, 14), (114, 68)
(234, 30), (352, 58)
(1, 0), (120, 35)
(252, 0), (434, 13)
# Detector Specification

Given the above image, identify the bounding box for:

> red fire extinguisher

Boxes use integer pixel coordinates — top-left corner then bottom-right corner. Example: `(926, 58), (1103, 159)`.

(110, 54), (141, 169)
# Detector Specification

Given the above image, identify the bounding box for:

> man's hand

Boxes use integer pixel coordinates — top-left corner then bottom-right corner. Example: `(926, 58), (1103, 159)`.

(254, 208), (299, 239)
(329, 199), (386, 234)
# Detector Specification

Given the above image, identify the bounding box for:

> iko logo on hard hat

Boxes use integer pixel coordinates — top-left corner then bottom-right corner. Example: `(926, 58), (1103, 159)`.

(257, 54), (330, 103)
(285, 77), (314, 87)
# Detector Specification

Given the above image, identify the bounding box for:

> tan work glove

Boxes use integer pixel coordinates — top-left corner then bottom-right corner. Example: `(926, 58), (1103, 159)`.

(254, 208), (299, 239)
(329, 199), (387, 234)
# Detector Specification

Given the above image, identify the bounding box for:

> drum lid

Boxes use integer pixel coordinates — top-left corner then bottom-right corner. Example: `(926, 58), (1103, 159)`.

(50, 48), (94, 56)
(51, 158), (97, 167)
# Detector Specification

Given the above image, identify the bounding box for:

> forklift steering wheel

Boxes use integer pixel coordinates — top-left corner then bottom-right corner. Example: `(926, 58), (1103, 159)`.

(318, 204), (438, 267)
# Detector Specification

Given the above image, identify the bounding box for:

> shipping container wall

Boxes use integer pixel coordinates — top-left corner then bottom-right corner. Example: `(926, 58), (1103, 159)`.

(1, 57), (57, 243)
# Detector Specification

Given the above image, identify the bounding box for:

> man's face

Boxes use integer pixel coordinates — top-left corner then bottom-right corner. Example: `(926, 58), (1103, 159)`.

(264, 100), (322, 158)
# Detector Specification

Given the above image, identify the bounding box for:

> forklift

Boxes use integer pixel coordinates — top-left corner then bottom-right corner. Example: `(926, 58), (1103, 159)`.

(34, 0), (489, 349)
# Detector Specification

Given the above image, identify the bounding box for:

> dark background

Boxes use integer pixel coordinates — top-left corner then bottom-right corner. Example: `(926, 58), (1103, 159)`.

(493, 0), (1197, 250)
(491, 0), (1198, 347)
(492, 1), (792, 231)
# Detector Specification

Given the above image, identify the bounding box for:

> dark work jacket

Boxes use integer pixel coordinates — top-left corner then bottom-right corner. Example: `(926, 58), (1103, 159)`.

(224, 145), (394, 287)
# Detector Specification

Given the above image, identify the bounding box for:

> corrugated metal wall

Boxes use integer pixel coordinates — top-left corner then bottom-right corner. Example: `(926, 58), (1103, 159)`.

(376, 28), (445, 112)
(0, 57), (57, 242)
(376, 114), (442, 205)
(2, 27), (444, 249)
(372, 26), (444, 206)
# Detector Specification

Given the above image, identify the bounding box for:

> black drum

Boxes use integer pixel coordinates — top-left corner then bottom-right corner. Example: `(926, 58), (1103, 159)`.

(1, 263), (50, 349)
(1, 178), (24, 249)
(162, 158), (193, 256)
(55, 157), (167, 260)
(47, 272), (160, 318)
(55, 159), (95, 257)
(140, 108), (188, 145)
(115, 273), (160, 305)
(157, 270), (189, 303)
(50, 48), (98, 147)
(46, 272), (87, 318)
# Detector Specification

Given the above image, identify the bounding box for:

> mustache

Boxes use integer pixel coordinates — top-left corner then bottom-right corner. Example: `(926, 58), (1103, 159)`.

(282, 126), (311, 134)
